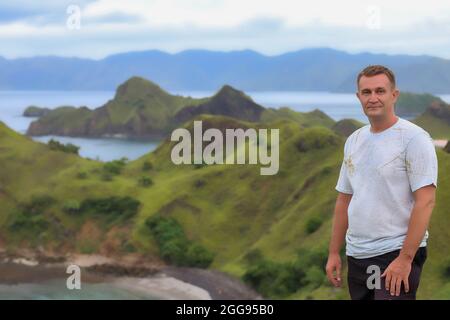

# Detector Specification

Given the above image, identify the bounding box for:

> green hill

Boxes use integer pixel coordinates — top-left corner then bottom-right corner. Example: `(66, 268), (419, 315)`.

(261, 107), (335, 129)
(414, 100), (450, 139)
(23, 106), (51, 117)
(26, 77), (337, 139)
(396, 92), (446, 118)
(2, 108), (450, 300)
(174, 85), (265, 123)
(2, 117), (348, 297)
(27, 77), (207, 138)
(331, 119), (365, 137)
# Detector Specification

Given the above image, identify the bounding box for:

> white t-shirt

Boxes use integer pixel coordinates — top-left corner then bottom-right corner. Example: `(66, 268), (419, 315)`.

(336, 117), (438, 259)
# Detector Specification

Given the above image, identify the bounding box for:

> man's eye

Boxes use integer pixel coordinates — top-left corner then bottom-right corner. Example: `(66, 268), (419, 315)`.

(377, 90), (385, 94)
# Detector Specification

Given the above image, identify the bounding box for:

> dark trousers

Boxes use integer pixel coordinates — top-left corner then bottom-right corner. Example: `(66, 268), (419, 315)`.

(347, 247), (427, 300)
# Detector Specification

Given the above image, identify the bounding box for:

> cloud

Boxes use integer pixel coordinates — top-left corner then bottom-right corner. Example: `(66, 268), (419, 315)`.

(0, 0), (449, 59)
(0, 1), (96, 24)
(0, 6), (42, 23)
(83, 12), (145, 24)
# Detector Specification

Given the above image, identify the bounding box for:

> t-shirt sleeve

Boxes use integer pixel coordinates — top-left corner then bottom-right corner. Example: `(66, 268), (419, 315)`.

(335, 139), (353, 194)
(405, 132), (438, 192)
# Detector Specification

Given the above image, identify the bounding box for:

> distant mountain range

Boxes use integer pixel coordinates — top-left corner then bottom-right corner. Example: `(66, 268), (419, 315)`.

(2, 48), (450, 93)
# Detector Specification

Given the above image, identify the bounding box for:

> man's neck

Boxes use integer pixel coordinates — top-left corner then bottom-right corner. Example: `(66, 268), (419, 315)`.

(369, 115), (399, 133)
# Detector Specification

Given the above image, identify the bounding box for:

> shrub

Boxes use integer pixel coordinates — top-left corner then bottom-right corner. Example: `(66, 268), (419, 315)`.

(103, 159), (126, 175)
(295, 247), (328, 272)
(304, 266), (326, 289)
(146, 215), (214, 268)
(7, 208), (50, 242)
(321, 166), (333, 175)
(22, 195), (55, 215)
(244, 249), (264, 265)
(101, 172), (113, 181)
(138, 176), (153, 187)
(185, 244), (215, 268)
(79, 241), (97, 254)
(7, 195), (55, 240)
(160, 238), (188, 265)
(8, 212), (49, 232)
(63, 200), (81, 214)
(122, 241), (137, 253)
(194, 179), (206, 188)
(242, 246), (329, 298)
(442, 259), (450, 278)
(305, 216), (323, 234)
(243, 259), (305, 298)
(80, 196), (140, 222)
(142, 161), (153, 171)
(48, 139), (80, 155)
(77, 171), (88, 179)
(296, 128), (340, 152)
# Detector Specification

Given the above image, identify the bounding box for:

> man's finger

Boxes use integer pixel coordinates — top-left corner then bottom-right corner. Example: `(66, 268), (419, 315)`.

(325, 268), (333, 284)
(385, 271), (391, 290)
(326, 267), (338, 287)
(336, 264), (342, 282)
(332, 269), (341, 287)
(404, 277), (410, 293)
(395, 278), (402, 296)
(390, 275), (397, 296)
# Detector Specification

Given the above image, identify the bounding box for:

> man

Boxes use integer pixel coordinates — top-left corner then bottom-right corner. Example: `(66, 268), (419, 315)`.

(325, 65), (438, 300)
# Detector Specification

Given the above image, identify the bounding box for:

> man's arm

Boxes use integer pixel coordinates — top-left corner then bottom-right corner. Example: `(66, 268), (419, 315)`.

(326, 192), (352, 287)
(381, 184), (436, 296)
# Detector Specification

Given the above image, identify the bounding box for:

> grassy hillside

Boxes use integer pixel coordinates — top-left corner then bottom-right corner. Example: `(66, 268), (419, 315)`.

(396, 92), (445, 118)
(2, 114), (450, 300)
(27, 77), (207, 138)
(332, 119), (365, 137)
(3, 116), (346, 298)
(261, 107), (335, 129)
(26, 77), (337, 139)
(414, 100), (450, 139)
(174, 85), (265, 123)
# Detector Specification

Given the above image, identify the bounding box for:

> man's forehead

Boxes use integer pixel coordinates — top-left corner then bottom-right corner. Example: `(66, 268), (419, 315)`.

(358, 74), (391, 90)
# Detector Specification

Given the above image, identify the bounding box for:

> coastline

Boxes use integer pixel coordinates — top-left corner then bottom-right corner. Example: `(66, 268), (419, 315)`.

(0, 250), (261, 300)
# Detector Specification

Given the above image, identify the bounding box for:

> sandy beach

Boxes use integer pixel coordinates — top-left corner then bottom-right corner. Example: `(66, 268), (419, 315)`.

(0, 251), (261, 300)
(113, 276), (211, 300)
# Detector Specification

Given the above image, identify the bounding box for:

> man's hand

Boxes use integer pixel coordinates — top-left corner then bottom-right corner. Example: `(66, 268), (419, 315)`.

(326, 253), (342, 287)
(381, 255), (412, 296)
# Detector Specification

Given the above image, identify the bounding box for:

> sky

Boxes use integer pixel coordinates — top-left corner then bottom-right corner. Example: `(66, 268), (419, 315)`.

(0, 0), (449, 60)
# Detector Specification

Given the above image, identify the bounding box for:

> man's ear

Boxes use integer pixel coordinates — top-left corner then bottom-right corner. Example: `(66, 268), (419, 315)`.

(356, 92), (360, 99)
(392, 88), (400, 102)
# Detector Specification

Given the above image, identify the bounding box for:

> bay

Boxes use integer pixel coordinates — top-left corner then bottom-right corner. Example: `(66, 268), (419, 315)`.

(0, 90), (159, 162)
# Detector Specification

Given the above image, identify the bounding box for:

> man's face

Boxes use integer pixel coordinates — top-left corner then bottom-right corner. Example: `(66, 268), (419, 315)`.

(356, 74), (399, 120)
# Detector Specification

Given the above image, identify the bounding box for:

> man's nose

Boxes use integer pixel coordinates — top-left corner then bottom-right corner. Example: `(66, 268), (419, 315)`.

(368, 93), (378, 103)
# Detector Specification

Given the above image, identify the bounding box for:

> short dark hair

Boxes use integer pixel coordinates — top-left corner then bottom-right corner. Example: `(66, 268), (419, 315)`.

(357, 65), (396, 89)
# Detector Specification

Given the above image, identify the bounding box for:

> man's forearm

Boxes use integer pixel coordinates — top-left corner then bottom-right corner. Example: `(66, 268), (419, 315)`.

(329, 194), (350, 255)
(400, 197), (435, 261)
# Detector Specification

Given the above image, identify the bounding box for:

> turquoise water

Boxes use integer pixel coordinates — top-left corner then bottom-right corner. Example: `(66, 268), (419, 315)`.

(0, 279), (157, 300)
